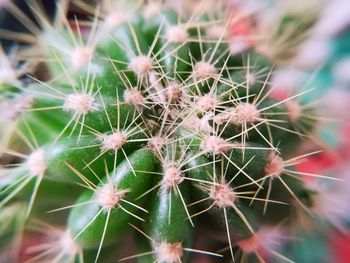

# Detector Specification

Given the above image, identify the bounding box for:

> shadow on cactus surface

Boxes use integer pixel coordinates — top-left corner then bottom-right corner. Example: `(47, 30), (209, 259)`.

(0, 1), (348, 263)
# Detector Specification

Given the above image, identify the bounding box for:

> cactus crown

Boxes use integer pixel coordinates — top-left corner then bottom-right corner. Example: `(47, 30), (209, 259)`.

(0, 1), (336, 263)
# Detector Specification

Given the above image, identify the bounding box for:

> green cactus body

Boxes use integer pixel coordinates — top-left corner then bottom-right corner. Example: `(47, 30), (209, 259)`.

(148, 184), (193, 262)
(0, 1), (332, 263)
(68, 149), (157, 248)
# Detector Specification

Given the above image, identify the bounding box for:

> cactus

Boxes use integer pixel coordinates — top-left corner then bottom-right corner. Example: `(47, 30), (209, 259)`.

(0, 1), (338, 262)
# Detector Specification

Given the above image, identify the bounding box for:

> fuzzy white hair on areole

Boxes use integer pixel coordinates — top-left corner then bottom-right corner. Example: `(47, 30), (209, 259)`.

(26, 149), (47, 176)
(193, 61), (217, 79)
(123, 88), (145, 106)
(162, 162), (184, 189)
(284, 100), (302, 122)
(209, 183), (237, 208)
(129, 55), (153, 77)
(234, 103), (260, 124)
(148, 136), (166, 152)
(265, 152), (284, 178)
(26, 227), (81, 262)
(195, 94), (219, 112)
(183, 113), (214, 133)
(0, 94), (33, 124)
(155, 242), (183, 263)
(201, 135), (232, 154)
(63, 93), (95, 115)
(245, 72), (256, 86)
(100, 132), (127, 151)
(71, 46), (94, 70)
(97, 183), (126, 210)
(59, 231), (81, 256)
(143, 2), (162, 20)
(166, 25), (188, 43)
(40, 29), (95, 72)
(166, 82), (183, 102)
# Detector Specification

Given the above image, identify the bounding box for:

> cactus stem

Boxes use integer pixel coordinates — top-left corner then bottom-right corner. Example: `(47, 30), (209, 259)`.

(155, 149), (196, 225)
(251, 153), (313, 214)
(0, 2), (330, 262)
(123, 223), (222, 262)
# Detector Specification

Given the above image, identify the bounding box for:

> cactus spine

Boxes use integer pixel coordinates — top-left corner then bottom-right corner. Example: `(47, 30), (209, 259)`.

(0, 1), (336, 262)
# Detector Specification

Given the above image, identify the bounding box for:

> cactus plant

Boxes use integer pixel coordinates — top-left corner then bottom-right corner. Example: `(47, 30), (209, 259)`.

(0, 1), (338, 262)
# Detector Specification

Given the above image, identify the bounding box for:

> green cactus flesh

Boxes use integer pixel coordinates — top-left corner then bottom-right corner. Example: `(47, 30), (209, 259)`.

(0, 2), (330, 263)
